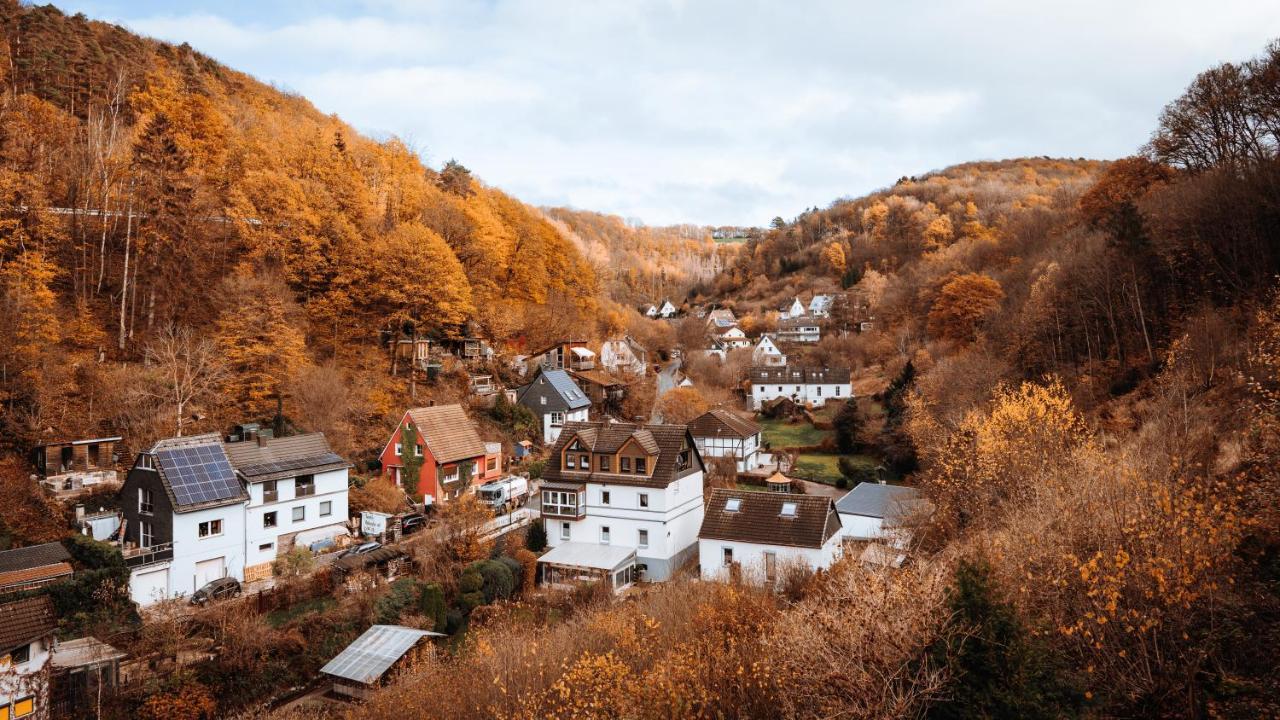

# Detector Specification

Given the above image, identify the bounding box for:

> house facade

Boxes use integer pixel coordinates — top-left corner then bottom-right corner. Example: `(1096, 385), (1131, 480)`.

(656, 299), (678, 318)
(717, 326), (750, 350)
(223, 432), (351, 583)
(835, 482), (932, 548)
(688, 409), (768, 472)
(379, 405), (500, 505)
(538, 421), (705, 581)
(751, 335), (787, 366)
(749, 366), (851, 409)
(118, 434), (250, 606)
(30, 436), (121, 497)
(777, 317), (821, 343)
(516, 367), (592, 444)
(0, 596), (55, 720)
(781, 297), (805, 319)
(528, 339), (593, 373)
(809, 294), (834, 317)
(698, 489), (843, 585)
(600, 336), (648, 376)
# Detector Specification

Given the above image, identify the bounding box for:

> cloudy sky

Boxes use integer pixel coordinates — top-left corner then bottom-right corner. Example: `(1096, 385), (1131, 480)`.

(55, 1), (1280, 226)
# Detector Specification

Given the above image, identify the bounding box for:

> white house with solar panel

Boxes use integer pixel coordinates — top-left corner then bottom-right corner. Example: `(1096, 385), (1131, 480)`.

(118, 434), (250, 606)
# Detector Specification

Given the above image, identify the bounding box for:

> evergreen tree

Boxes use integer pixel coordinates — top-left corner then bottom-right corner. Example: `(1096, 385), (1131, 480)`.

(833, 399), (861, 454)
(526, 521), (548, 552)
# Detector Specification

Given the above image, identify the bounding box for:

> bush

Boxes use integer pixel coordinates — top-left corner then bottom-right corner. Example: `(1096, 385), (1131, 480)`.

(498, 556), (524, 594)
(444, 609), (465, 634)
(459, 591), (486, 613)
(62, 533), (125, 569)
(835, 476), (849, 489)
(525, 459), (546, 481)
(272, 546), (315, 578)
(833, 400), (861, 454)
(471, 559), (515, 603)
(374, 578), (423, 624)
(459, 570), (483, 594)
(838, 456), (878, 485)
(418, 582), (447, 633)
(525, 521), (548, 552)
(489, 394), (539, 438)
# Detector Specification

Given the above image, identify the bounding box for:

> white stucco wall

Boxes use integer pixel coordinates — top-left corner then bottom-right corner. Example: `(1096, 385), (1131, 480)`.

(751, 382), (852, 409)
(246, 467), (349, 568)
(698, 535), (841, 585)
(167, 503), (248, 600)
(543, 407), (590, 444)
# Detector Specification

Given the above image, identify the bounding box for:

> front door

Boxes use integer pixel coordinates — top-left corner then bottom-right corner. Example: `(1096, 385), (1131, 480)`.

(194, 557), (225, 592)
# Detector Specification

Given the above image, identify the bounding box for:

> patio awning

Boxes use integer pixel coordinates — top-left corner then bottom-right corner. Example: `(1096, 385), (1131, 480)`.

(570, 347), (596, 358)
(538, 542), (635, 573)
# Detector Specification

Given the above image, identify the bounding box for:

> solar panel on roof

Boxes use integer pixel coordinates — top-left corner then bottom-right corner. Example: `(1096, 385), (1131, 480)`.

(157, 445), (242, 508)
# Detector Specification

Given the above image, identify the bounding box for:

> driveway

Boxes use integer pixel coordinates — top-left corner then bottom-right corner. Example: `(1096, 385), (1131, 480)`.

(653, 359), (682, 421)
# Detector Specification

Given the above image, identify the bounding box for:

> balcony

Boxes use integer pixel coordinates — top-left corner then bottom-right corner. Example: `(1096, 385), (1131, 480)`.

(540, 487), (586, 520)
(123, 542), (173, 568)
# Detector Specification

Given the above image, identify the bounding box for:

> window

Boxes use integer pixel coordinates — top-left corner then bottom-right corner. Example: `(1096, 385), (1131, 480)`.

(780, 502), (797, 517)
(540, 396), (547, 406)
(560, 522), (571, 540)
(263, 480), (278, 503)
(13, 696), (35, 718)
(600, 526), (611, 544)
(544, 491), (579, 516)
(834, 387), (842, 397)
(620, 457), (631, 472)
(599, 455), (610, 471)
(415, 444), (423, 457)
(486, 457), (497, 471)
(638, 493), (649, 509)
(601, 490), (611, 505)
(565, 454), (576, 470)
(725, 498), (741, 513)
(320, 501), (332, 517)
(551, 411), (564, 424)
(635, 457), (647, 474)
(138, 454), (155, 470)
(295, 475), (316, 497)
(292, 506), (306, 523)
(198, 519), (222, 538)
(263, 512), (277, 529)
(140, 521), (153, 548)
(259, 542), (274, 552)
(638, 529), (649, 548)
(579, 453), (591, 468)
(9, 643), (29, 664)
(777, 386), (782, 392)
(395, 442), (403, 457)
(138, 487), (154, 515)
(722, 547), (734, 566)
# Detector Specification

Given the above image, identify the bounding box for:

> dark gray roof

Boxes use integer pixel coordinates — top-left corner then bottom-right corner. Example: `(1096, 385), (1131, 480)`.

(223, 432), (349, 482)
(0, 542), (71, 573)
(518, 368), (590, 411)
(835, 483), (924, 522)
(151, 434), (248, 512)
(749, 365), (851, 384)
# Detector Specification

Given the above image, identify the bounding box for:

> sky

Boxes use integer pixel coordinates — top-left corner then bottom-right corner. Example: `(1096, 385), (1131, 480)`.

(53, 1), (1280, 226)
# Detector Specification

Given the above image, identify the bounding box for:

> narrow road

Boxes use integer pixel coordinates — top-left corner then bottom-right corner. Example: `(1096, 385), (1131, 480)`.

(652, 359), (682, 422)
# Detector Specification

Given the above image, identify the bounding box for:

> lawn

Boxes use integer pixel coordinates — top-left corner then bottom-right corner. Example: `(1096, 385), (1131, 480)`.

(790, 453), (884, 485)
(266, 595), (336, 628)
(760, 418), (831, 448)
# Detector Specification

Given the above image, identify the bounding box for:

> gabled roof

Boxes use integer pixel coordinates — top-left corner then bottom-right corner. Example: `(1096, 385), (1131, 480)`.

(749, 366), (851, 384)
(0, 542), (71, 573)
(543, 421), (702, 489)
(835, 483), (929, 525)
(519, 368), (591, 411)
(0, 562), (73, 591)
(223, 432), (349, 482)
(0, 596), (55, 652)
(405, 405), (488, 465)
(321, 624), (441, 684)
(779, 317), (820, 330)
(699, 489), (842, 549)
(149, 434), (248, 513)
(570, 369), (626, 389)
(688, 409), (761, 440)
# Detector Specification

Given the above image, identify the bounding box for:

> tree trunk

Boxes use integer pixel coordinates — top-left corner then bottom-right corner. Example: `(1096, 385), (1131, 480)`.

(117, 191), (132, 350)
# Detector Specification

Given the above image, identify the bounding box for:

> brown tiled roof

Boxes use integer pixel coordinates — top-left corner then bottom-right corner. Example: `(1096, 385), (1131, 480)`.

(0, 542), (71, 573)
(223, 432), (349, 481)
(543, 421), (703, 489)
(688, 408), (761, 439)
(0, 596), (55, 652)
(0, 562), (73, 591)
(749, 366), (851, 384)
(569, 369), (625, 388)
(699, 489), (842, 549)
(407, 405), (488, 465)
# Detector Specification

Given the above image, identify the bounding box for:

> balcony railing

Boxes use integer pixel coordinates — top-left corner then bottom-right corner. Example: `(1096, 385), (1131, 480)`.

(123, 542), (173, 568)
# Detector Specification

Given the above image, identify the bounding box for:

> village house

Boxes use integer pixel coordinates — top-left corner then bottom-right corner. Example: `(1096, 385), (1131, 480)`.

(777, 316), (821, 343)
(749, 366), (852, 409)
(654, 299), (678, 318)
(516, 367), (592, 444)
(809, 294), (834, 317)
(704, 307), (737, 331)
(600, 336), (648, 376)
(688, 409), (770, 472)
(537, 421), (705, 583)
(780, 297), (805, 320)
(118, 434), (249, 606)
(320, 625), (442, 702)
(379, 404), (501, 505)
(716, 325), (751, 350)
(223, 431), (352, 583)
(0, 543), (73, 596)
(835, 482), (933, 548)
(30, 436), (121, 497)
(697, 489), (843, 586)
(751, 335), (787, 366)
(49, 637), (127, 718)
(527, 339), (594, 373)
(569, 368), (627, 418)
(0, 596), (55, 720)
(701, 336), (728, 361)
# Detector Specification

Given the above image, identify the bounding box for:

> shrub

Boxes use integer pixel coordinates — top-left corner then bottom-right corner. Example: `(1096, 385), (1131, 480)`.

(471, 559), (515, 603)
(525, 459), (546, 481)
(418, 582), (447, 633)
(835, 476), (849, 489)
(459, 591), (486, 613)
(498, 556), (524, 594)
(837, 456), (879, 485)
(525, 521), (548, 552)
(375, 578), (423, 624)
(459, 570), (483, 594)
(833, 399), (861, 454)
(272, 546), (315, 578)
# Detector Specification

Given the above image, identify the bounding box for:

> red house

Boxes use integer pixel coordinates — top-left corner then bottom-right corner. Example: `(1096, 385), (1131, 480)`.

(380, 404), (502, 504)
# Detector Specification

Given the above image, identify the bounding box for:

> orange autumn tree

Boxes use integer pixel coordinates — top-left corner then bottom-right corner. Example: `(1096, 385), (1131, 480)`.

(364, 222), (474, 340)
(656, 387), (711, 425)
(926, 272), (1005, 342)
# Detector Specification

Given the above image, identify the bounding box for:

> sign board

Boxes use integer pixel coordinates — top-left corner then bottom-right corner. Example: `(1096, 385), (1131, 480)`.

(361, 511), (390, 537)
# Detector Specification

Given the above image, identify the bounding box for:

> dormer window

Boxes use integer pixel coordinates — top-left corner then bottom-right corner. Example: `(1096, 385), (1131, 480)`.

(725, 498), (741, 513)
(599, 456), (611, 472)
(565, 455), (577, 470)
(620, 457), (631, 472)
(138, 454), (155, 471)
(780, 502), (797, 517)
(635, 457), (647, 474)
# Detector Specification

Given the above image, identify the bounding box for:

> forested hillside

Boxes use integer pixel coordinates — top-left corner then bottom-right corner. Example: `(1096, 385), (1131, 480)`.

(0, 1), (620, 454)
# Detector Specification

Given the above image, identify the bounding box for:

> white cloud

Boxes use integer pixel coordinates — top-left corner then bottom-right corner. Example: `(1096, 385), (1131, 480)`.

(57, 0), (1280, 225)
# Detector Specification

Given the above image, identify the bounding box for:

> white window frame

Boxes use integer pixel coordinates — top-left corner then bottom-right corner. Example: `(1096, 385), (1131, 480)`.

(638, 529), (649, 548)
(560, 521), (571, 540)
(549, 410), (564, 424)
(394, 442), (403, 457)
(601, 490), (611, 506)
(259, 542), (274, 552)
(140, 520), (153, 548)
(263, 511), (277, 529)
(292, 506), (306, 523)
(138, 487), (154, 515)
(600, 526), (611, 544)
(198, 519), (223, 538)
(638, 493), (649, 509)
(320, 501), (332, 517)
(722, 547), (734, 567)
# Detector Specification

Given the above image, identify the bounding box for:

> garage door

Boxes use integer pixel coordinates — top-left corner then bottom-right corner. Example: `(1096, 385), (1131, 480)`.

(130, 567), (169, 606)
(194, 557), (226, 592)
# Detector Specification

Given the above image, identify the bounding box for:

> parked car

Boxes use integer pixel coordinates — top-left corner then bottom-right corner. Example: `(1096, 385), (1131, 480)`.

(400, 514), (428, 535)
(339, 541), (382, 559)
(190, 577), (241, 606)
